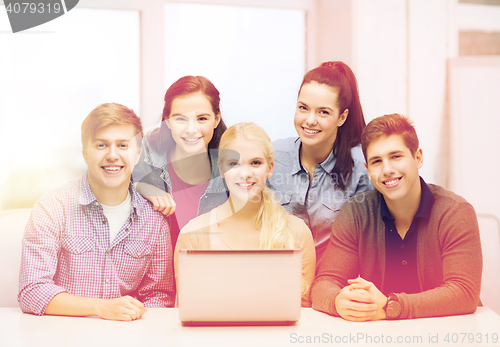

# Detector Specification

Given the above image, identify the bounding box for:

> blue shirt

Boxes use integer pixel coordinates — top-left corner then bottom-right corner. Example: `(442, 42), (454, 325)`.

(268, 137), (373, 262)
(381, 177), (435, 295)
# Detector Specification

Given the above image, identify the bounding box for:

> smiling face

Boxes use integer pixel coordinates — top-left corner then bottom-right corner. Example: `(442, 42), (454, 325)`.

(365, 134), (423, 205)
(166, 93), (220, 157)
(219, 139), (274, 204)
(83, 124), (141, 204)
(294, 81), (348, 150)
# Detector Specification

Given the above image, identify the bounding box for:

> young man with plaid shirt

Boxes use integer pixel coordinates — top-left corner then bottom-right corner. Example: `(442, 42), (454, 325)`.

(18, 103), (175, 321)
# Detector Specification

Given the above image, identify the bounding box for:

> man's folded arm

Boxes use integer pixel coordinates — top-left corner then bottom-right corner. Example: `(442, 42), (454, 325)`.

(311, 204), (361, 316)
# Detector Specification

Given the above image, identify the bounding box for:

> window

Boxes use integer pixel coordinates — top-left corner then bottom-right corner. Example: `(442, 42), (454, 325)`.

(0, 6), (140, 209)
(0, 1), (307, 210)
(163, 3), (305, 142)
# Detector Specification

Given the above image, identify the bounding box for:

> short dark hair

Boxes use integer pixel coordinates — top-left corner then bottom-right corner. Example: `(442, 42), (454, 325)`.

(361, 113), (419, 161)
(81, 103), (143, 148)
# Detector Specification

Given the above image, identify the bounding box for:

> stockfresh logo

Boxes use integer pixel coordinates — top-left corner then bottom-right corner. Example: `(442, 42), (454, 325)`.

(4, 0), (79, 33)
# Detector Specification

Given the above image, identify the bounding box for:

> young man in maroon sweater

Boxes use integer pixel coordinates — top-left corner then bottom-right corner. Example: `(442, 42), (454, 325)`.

(311, 113), (482, 320)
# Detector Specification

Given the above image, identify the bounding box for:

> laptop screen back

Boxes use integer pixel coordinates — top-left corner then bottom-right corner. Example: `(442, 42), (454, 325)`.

(177, 249), (302, 324)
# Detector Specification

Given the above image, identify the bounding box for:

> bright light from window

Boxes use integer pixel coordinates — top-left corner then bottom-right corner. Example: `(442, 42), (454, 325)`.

(0, 7), (140, 209)
(164, 3), (305, 142)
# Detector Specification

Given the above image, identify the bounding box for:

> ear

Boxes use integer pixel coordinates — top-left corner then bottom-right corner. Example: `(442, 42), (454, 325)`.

(338, 109), (349, 127)
(414, 148), (423, 169)
(134, 148), (142, 166)
(364, 162), (374, 182)
(266, 161), (274, 179)
(128, 147), (142, 172)
(165, 119), (171, 130)
(218, 161), (224, 179)
(82, 147), (88, 165)
(214, 113), (221, 129)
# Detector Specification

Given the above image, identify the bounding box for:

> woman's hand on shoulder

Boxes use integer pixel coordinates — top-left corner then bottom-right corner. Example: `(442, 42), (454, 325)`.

(135, 182), (176, 216)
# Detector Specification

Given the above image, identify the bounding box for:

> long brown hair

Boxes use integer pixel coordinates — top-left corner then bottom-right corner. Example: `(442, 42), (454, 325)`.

(300, 61), (366, 190)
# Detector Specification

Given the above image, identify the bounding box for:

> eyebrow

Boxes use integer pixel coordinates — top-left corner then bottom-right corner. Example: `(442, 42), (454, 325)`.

(94, 138), (131, 143)
(368, 150), (405, 162)
(297, 101), (333, 112)
(171, 113), (212, 117)
(225, 156), (264, 161)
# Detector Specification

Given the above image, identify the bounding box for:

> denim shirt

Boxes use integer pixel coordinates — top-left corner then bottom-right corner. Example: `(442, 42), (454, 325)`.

(268, 137), (373, 261)
(132, 137), (228, 216)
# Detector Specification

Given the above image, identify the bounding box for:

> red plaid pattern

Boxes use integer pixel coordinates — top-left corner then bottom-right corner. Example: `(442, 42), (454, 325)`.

(18, 174), (175, 315)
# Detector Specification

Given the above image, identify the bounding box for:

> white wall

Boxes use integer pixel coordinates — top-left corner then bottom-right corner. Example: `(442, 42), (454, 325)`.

(162, 3), (306, 142)
(354, 0), (408, 121)
(353, 0), (451, 185)
(407, 0), (450, 185)
(314, 0), (354, 68)
(314, 0), (499, 191)
(449, 57), (500, 217)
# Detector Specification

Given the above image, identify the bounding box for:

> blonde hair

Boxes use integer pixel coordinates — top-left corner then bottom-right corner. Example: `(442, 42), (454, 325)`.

(218, 122), (294, 250)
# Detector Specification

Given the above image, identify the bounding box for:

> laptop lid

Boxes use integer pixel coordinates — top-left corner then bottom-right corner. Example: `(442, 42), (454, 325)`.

(177, 249), (302, 325)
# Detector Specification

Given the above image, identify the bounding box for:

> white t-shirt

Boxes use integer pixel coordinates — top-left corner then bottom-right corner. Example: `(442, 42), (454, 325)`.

(101, 192), (132, 243)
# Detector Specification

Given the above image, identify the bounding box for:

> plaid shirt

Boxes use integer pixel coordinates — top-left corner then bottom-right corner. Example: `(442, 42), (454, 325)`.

(18, 174), (175, 315)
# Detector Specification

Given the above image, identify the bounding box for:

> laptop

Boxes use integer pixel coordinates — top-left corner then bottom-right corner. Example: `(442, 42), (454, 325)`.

(177, 249), (302, 326)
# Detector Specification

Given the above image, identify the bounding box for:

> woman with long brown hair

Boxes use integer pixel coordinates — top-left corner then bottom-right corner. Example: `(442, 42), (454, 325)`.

(133, 76), (228, 247)
(269, 61), (373, 263)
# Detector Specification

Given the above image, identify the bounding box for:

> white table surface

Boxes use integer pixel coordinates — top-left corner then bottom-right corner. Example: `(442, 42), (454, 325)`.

(0, 307), (499, 347)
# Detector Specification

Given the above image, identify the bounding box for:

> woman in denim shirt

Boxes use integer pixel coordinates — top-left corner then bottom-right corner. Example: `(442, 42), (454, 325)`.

(133, 76), (228, 247)
(268, 62), (373, 263)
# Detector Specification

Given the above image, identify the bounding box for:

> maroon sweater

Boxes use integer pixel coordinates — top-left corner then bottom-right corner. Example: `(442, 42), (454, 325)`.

(311, 184), (482, 319)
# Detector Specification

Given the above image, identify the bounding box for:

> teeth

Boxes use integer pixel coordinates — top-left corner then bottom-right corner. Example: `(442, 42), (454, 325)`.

(104, 166), (121, 171)
(304, 128), (319, 134)
(184, 138), (201, 143)
(237, 183), (253, 187)
(384, 178), (399, 185)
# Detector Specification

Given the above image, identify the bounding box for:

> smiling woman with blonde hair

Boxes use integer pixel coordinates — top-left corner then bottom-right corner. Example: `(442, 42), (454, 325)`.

(174, 122), (316, 306)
